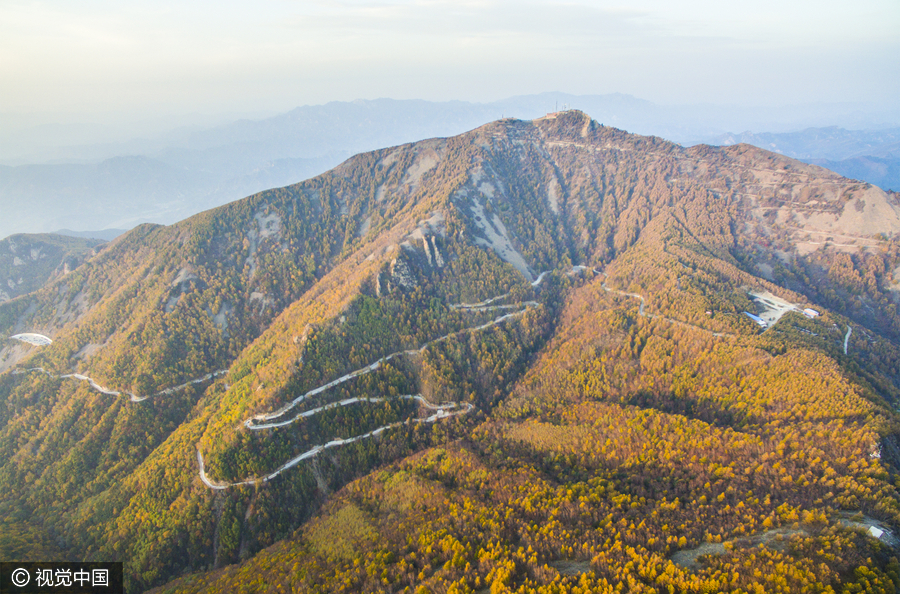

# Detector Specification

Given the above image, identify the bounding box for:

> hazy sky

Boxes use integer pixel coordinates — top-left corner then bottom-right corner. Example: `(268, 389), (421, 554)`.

(2, 0), (898, 122)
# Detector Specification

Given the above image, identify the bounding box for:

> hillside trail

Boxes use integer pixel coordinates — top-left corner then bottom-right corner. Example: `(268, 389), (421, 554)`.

(11, 367), (227, 401)
(574, 266), (732, 339)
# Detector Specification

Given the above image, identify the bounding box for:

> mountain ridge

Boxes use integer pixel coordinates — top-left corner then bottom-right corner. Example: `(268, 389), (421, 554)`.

(4, 94), (899, 240)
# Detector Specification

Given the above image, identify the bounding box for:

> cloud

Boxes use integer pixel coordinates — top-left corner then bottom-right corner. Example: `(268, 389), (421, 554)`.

(284, 1), (653, 39)
(0, 0), (897, 115)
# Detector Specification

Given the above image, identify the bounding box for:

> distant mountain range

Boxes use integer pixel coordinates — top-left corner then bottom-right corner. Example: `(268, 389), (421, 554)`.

(53, 228), (127, 241)
(708, 126), (900, 161)
(708, 127), (900, 193)
(805, 155), (900, 195)
(1, 94), (898, 240)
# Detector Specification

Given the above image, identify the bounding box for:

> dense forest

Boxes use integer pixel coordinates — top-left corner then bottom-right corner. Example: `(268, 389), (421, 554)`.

(1, 111), (900, 593)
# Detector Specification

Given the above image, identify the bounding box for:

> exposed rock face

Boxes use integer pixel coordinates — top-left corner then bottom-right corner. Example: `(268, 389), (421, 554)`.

(431, 236), (445, 268)
(389, 257), (416, 290)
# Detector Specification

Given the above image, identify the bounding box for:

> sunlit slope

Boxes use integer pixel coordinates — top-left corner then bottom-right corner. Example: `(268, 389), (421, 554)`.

(1, 111), (900, 592)
(150, 267), (900, 594)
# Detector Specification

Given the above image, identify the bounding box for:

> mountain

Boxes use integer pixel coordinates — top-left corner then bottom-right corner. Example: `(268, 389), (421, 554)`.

(2, 111), (900, 592)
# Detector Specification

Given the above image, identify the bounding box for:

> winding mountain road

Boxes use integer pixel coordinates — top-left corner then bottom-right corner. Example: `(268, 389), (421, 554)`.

(199, 399), (475, 490)
(12, 367), (227, 402)
(584, 267), (730, 338)
(199, 291), (542, 488)
(246, 300), (537, 429)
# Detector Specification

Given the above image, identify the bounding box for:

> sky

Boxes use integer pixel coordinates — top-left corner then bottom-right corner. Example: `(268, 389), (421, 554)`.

(1, 0), (898, 127)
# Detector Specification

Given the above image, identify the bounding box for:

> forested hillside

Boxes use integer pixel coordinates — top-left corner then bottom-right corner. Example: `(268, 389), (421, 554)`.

(2, 111), (900, 593)
(0, 233), (103, 304)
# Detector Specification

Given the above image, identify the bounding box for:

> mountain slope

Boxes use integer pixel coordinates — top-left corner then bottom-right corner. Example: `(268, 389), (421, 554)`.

(0, 233), (103, 305)
(2, 111), (900, 592)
